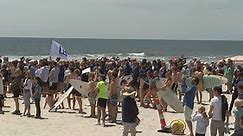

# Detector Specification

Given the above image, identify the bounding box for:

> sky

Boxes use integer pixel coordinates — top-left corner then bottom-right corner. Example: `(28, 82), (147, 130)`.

(0, 0), (242, 40)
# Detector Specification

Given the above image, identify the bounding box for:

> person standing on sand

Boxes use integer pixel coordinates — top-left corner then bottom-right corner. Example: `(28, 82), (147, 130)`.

(22, 70), (33, 117)
(36, 61), (50, 108)
(193, 66), (204, 104)
(229, 72), (243, 114)
(95, 75), (108, 127)
(138, 61), (148, 107)
(65, 68), (84, 113)
(32, 77), (43, 119)
(107, 71), (119, 123)
(87, 72), (97, 118)
(11, 69), (23, 115)
(192, 106), (209, 136)
(48, 61), (59, 105)
(208, 86), (229, 136)
(224, 59), (234, 94)
(183, 77), (199, 136)
(122, 87), (139, 136)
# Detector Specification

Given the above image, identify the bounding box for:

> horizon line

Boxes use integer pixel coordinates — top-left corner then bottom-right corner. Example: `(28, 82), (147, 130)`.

(0, 36), (242, 42)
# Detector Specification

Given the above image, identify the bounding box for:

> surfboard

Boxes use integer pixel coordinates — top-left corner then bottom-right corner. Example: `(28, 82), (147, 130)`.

(82, 67), (91, 74)
(69, 79), (89, 96)
(49, 86), (73, 112)
(186, 75), (228, 89)
(119, 75), (133, 85)
(156, 78), (184, 113)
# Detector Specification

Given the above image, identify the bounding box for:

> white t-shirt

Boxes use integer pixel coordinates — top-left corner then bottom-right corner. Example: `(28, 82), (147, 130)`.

(210, 96), (222, 121)
(192, 113), (209, 134)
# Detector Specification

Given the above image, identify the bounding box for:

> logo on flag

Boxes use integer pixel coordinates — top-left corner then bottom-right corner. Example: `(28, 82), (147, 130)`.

(50, 40), (69, 60)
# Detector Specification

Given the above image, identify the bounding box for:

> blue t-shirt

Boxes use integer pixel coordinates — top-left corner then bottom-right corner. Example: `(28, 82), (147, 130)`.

(183, 85), (197, 109)
(58, 65), (65, 82)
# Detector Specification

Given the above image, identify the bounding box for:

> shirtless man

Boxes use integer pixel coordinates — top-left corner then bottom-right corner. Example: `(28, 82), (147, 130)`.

(193, 66), (204, 104)
(108, 71), (119, 123)
(171, 67), (182, 100)
(65, 67), (84, 113)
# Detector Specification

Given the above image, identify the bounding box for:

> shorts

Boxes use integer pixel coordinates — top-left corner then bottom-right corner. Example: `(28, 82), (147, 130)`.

(108, 93), (118, 106)
(72, 88), (82, 97)
(49, 82), (58, 90)
(12, 88), (22, 98)
(0, 94), (4, 107)
(57, 82), (64, 93)
(97, 98), (107, 108)
(184, 106), (193, 121)
(67, 83), (82, 96)
(195, 133), (205, 136)
(88, 92), (97, 105)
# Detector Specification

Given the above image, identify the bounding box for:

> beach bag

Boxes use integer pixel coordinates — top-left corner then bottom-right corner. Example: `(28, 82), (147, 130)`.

(135, 116), (140, 126)
(170, 119), (186, 135)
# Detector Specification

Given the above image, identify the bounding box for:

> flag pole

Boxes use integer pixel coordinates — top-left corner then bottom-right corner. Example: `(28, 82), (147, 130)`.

(49, 38), (53, 61)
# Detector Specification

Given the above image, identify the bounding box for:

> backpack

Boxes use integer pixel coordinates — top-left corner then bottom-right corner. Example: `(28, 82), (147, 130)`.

(221, 95), (228, 121)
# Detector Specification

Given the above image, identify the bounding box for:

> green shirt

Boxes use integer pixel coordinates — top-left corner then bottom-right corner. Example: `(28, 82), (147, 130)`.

(97, 81), (108, 99)
(224, 66), (234, 82)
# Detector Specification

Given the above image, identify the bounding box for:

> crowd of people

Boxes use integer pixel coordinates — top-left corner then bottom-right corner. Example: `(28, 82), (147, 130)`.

(0, 56), (243, 136)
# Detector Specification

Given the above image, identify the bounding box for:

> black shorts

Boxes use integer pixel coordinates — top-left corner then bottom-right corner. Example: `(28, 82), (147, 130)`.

(50, 82), (58, 90)
(195, 133), (205, 136)
(0, 94), (3, 107)
(72, 89), (82, 97)
(13, 92), (21, 98)
(12, 88), (22, 98)
(97, 98), (107, 108)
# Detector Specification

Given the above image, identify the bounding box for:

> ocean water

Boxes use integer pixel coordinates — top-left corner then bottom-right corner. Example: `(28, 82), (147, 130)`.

(0, 37), (242, 62)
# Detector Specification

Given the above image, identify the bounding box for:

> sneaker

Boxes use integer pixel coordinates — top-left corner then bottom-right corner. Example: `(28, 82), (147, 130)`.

(157, 127), (171, 133)
(26, 113), (32, 117)
(35, 116), (42, 119)
(11, 110), (21, 115)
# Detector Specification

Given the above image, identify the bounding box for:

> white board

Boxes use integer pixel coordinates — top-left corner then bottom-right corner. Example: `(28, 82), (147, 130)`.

(156, 78), (184, 113)
(49, 86), (73, 112)
(82, 67), (91, 74)
(119, 75), (133, 85)
(69, 79), (88, 96)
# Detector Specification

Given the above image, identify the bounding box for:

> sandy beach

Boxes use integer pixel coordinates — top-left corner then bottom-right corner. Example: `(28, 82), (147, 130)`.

(0, 91), (234, 136)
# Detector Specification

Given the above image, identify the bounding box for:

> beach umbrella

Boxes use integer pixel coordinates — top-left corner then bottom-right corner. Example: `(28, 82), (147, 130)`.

(225, 55), (243, 65)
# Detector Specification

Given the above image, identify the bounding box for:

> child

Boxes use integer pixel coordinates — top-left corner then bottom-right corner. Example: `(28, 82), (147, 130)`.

(192, 106), (209, 136)
(122, 87), (139, 136)
(0, 74), (4, 114)
(87, 72), (96, 118)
